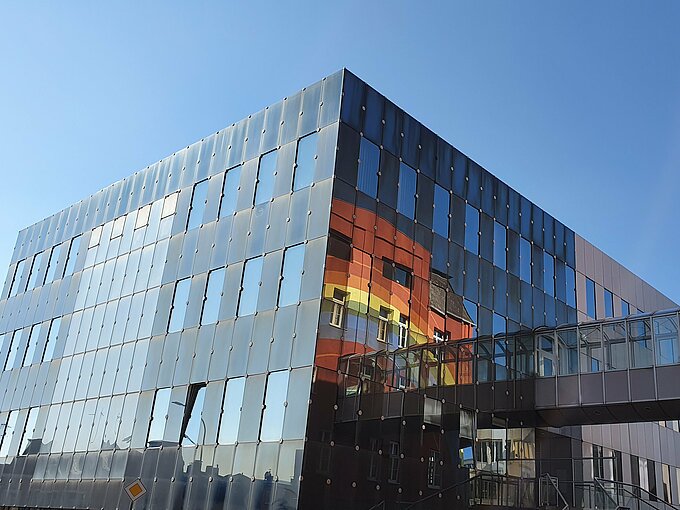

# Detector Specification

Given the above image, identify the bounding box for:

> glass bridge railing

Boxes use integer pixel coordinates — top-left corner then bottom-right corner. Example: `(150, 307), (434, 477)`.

(337, 308), (680, 391)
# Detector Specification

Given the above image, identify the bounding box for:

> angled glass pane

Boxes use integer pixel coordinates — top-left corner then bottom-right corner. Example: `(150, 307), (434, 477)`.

(543, 252), (554, 297)
(168, 278), (191, 333)
(357, 137), (379, 197)
(604, 289), (614, 318)
(42, 318), (61, 362)
(519, 237), (531, 283)
(278, 244), (305, 307)
(465, 204), (479, 255)
(654, 315), (679, 365)
(254, 150), (278, 205)
(147, 388), (171, 447)
(182, 385), (206, 446)
(433, 185), (449, 238)
(23, 324), (41, 367)
(0, 411), (18, 456)
(64, 235), (81, 276)
(26, 252), (42, 290)
(260, 370), (289, 442)
(218, 377), (245, 444)
(566, 266), (576, 308)
(201, 268), (225, 326)
(19, 407), (39, 456)
(293, 132), (318, 191)
(45, 244), (61, 283)
(494, 221), (506, 270)
(238, 256), (263, 316)
(586, 278), (596, 319)
(4, 331), (20, 371)
(187, 179), (209, 230)
(219, 166), (241, 218)
(397, 163), (417, 219)
(9, 259), (26, 296)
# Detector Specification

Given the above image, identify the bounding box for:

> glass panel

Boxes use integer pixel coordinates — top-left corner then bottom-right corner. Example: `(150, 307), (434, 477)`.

(168, 278), (191, 333)
(543, 252), (554, 297)
(238, 257), (263, 317)
(293, 132), (318, 191)
(357, 137), (379, 197)
(654, 315), (679, 365)
(586, 278), (596, 319)
(219, 166), (241, 218)
(23, 324), (41, 367)
(579, 325), (602, 373)
(465, 204), (479, 255)
(557, 329), (578, 375)
(255, 150), (278, 205)
(182, 385), (206, 446)
(621, 299), (630, 316)
(260, 370), (289, 442)
(278, 244), (305, 307)
(218, 377), (245, 444)
(433, 185), (449, 238)
(18, 407), (39, 456)
(629, 318), (653, 368)
(566, 266), (576, 308)
(45, 244), (61, 283)
(27, 252), (42, 289)
(187, 179), (209, 230)
(494, 221), (506, 270)
(520, 237), (531, 283)
(201, 268), (225, 326)
(0, 411), (18, 456)
(397, 162), (416, 219)
(603, 322), (628, 370)
(9, 259), (26, 296)
(604, 289), (614, 318)
(4, 331), (20, 370)
(147, 388), (171, 447)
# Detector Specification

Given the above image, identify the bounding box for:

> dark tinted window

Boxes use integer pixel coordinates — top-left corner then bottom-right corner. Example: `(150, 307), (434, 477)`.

(433, 185), (449, 237)
(357, 138), (379, 197)
(397, 163), (417, 219)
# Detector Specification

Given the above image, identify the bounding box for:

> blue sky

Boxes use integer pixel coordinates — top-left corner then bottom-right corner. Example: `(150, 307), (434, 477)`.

(0, 1), (679, 302)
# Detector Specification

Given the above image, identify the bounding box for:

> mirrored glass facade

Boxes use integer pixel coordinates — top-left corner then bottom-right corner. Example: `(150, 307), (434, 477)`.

(0, 69), (676, 510)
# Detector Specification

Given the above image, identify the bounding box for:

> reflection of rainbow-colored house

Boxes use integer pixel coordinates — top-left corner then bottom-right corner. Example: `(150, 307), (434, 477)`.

(316, 198), (474, 377)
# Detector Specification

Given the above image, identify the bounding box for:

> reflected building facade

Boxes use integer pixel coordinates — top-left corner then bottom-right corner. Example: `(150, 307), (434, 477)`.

(0, 69), (677, 509)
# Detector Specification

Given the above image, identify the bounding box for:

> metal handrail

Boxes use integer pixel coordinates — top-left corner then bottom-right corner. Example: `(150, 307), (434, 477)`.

(539, 473), (568, 510)
(595, 478), (680, 510)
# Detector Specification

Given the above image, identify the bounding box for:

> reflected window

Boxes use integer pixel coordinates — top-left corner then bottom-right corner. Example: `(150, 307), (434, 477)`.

(398, 314), (409, 348)
(330, 288), (347, 328)
(254, 149), (278, 205)
(377, 307), (390, 343)
(238, 256), (263, 316)
(26, 253), (41, 290)
(168, 278), (191, 333)
(358, 137), (380, 197)
(328, 232), (352, 261)
(544, 252), (555, 297)
(4, 331), (20, 371)
(427, 450), (442, 488)
(162, 192), (178, 218)
(219, 166), (241, 218)
(135, 204), (151, 229)
(18, 407), (39, 456)
(382, 259), (411, 287)
(63, 235), (81, 277)
(201, 268), (225, 325)
(187, 179), (208, 230)
(519, 237), (531, 283)
(9, 259), (26, 297)
(388, 441), (400, 483)
(629, 319), (653, 368)
(147, 388), (171, 447)
(218, 377), (245, 444)
(654, 315), (680, 365)
(279, 244), (305, 307)
(44, 245), (61, 283)
(23, 324), (41, 367)
(604, 289), (614, 318)
(397, 163), (417, 219)
(181, 384), (207, 446)
(111, 216), (125, 239)
(586, 278), (596, 319)
(433, 328), (448, 343)
(464, 299), (478, 338)
(0, 411), (18, 457)
(293, 132), (318, 190)
(260, 370), (289, 442)
(494, 221), (506, 270)
(465, 204), (479, 255)
(42, 318), (60, 362)
(433, 185), (450, 238)
(621, 299), (630, 316)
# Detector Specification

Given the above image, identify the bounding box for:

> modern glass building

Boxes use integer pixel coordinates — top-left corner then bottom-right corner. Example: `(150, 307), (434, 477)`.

(0, 69), (677, 510)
